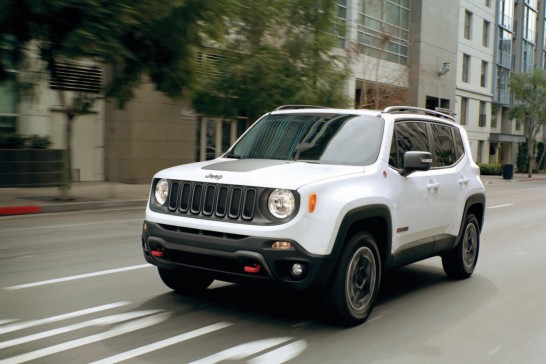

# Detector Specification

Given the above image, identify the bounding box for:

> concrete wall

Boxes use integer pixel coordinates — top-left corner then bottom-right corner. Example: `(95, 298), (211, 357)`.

(104, 81), (197, 184)
(408, 0), (459, 109)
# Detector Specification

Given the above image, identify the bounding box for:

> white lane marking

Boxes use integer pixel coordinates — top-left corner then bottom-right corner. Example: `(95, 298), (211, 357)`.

(248, 340), (307, 364)
(190, 337), (293, 364)
(89, 322), (233, 364)
(0, 319), (17, 325)
(1, 218), (143, 232)
(0, 310), (161, 350)
(0, 301), (130, 335)
(4, 264), (153, 290)
(488, 346), (501, 356)
(0, 313), (169, 364)
(487, 203), (514, 209)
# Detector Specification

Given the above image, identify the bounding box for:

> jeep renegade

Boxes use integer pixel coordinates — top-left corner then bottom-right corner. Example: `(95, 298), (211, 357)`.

(142, 106), (486, 326)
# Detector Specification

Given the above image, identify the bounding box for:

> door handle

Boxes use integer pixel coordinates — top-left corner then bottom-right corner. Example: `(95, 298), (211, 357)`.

(458, 177), (469, 186)
(427, 182), (440, 193)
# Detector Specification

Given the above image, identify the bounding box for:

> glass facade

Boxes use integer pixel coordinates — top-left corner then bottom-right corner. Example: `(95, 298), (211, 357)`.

(356, 0), (410, 65)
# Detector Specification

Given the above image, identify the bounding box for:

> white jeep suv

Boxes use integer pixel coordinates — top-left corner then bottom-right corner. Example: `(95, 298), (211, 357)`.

(142, 106), (486, 326)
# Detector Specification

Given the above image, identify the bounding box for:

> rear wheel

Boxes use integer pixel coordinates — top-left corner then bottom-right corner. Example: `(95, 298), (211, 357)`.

(158, 267), (213, 293)
(328, 232), (381, 326)
(442, 214), (480, 279)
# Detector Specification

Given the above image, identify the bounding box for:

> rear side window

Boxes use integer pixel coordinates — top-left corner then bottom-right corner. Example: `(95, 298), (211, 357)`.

(389, 121), (429, 169)
(454, 128), (465, 159)
(431, 124), (456, 167)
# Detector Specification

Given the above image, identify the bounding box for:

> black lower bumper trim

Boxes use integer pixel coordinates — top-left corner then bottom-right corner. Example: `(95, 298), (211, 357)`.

(142, 221), (335, 290)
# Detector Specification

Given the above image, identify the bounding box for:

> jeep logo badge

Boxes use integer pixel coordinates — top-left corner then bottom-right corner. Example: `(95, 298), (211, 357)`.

(205, 173), (223, 180)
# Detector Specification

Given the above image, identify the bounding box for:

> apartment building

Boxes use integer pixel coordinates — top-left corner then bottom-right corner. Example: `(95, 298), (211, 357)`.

(455, 0), (496, 163)
(489, 0), (546, 167)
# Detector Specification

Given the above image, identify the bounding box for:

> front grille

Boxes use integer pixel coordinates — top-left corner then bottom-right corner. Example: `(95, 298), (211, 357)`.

(168, 181), (258, 221)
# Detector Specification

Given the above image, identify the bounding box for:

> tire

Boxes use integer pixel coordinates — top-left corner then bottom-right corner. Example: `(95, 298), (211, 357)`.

(328, 232), (381, 326)
(442, 213), (480, 279)
(158, 267), (213, 294)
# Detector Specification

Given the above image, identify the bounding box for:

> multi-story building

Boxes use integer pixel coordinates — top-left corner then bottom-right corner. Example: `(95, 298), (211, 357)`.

(3, 0), (546, 184)
(490, 0), (546, 168)
(455, 0), (496, 164)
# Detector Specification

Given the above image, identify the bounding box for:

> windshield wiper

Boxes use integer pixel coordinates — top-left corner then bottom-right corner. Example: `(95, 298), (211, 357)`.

(224, 152), (242, 159)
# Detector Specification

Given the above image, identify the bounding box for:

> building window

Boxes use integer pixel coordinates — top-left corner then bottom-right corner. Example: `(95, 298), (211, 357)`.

(485, 0), (491, 7)
(481, 61), (488, 87)
(522, 41), (535, 72)
(483, 21), (490, 47)
(462, 54), (470, 83)
(498, 0), (514, 31)
(196, 117), (247, 161)
(477, 141), (484, 163)
(497, 28), (512, 68)
(523, 3), (537, 43)
(464, 11), (473, 40)
(357, 0), (410, 65)
(337, 0), (347, 48)
(0, 70), (18, 133)
(491, 104), (498, 128)
(496, 66), (510, 104)
(460, 97), (468, 126)
(479, 101), (486, 127)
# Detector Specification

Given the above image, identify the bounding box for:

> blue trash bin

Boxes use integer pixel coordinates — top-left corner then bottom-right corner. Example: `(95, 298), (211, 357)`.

(502, 164), (514, 180)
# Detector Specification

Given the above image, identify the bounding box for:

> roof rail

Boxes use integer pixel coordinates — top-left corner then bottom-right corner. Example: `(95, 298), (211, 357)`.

(382, 106), (455, 122)
(274, 105), (331, 111)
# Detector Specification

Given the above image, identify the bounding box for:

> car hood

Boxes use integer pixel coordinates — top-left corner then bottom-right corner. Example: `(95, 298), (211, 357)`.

(154, 158), (363, 190)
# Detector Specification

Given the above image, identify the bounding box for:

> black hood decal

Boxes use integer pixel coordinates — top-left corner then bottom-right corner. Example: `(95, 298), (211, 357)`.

(202, 159), (289, 172)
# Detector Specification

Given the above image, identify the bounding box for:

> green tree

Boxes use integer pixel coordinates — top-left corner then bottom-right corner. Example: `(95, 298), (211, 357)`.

(509, 69), (546, 178)
(0, 0), (224, 196)
(193, 0), (349, 123)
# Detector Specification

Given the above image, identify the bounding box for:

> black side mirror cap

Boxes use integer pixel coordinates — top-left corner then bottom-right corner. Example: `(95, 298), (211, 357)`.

(401, 151), (432, 176)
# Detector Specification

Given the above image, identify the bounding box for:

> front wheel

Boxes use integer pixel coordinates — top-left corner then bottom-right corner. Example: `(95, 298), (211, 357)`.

(158, 267), (213, 294)
(442, 214), (480, 279)
(327, 232), (381, 326)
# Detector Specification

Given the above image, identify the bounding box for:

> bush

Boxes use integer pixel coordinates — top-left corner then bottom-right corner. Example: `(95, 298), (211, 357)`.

(0, 133), (51, 149)
(28, 135), (52, 149)
(479, 163), (502, 175)
(0, 133), (26, 148)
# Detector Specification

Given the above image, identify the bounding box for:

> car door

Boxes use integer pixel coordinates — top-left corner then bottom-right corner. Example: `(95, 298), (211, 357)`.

(388, 120), (439, 255)
(426, 123), (468, 240)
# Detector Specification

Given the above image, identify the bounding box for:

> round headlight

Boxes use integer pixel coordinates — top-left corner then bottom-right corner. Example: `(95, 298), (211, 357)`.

(268, 189), (295, 218)
(154, 179), (169, 205)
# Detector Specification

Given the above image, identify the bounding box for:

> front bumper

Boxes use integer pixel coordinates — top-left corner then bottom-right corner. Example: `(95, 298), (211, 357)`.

(142, 221), (335, 290)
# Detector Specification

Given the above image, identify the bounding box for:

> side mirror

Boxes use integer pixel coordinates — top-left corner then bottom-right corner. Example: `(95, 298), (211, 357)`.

(401, 151), (432, 176)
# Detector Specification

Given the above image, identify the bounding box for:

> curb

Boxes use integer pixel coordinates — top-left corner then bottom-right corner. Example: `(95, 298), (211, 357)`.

(0, 199), (147, 216)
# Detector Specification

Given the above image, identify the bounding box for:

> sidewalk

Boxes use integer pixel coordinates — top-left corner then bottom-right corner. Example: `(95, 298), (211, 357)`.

(1, 173), (545, 217)
(0, 182), (150, 216)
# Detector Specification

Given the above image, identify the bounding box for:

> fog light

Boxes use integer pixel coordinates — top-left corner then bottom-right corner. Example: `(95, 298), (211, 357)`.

(272, 241), (293, 250)
(291, 263), (304, 277)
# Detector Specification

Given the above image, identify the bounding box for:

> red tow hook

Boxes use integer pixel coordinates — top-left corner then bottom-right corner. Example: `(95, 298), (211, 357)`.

(244, 264), (261, 273)
(151, 249), (164, 258)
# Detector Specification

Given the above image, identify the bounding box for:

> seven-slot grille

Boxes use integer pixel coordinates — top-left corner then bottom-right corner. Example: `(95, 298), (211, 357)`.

(167, 181), (257, 221)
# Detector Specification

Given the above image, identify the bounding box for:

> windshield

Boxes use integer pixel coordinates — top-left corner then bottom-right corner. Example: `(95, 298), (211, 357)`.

(229, 113), (384, 166)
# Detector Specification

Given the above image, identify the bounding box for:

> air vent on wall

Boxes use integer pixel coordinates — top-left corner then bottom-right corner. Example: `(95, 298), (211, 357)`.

(49, 61), (102, 94)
